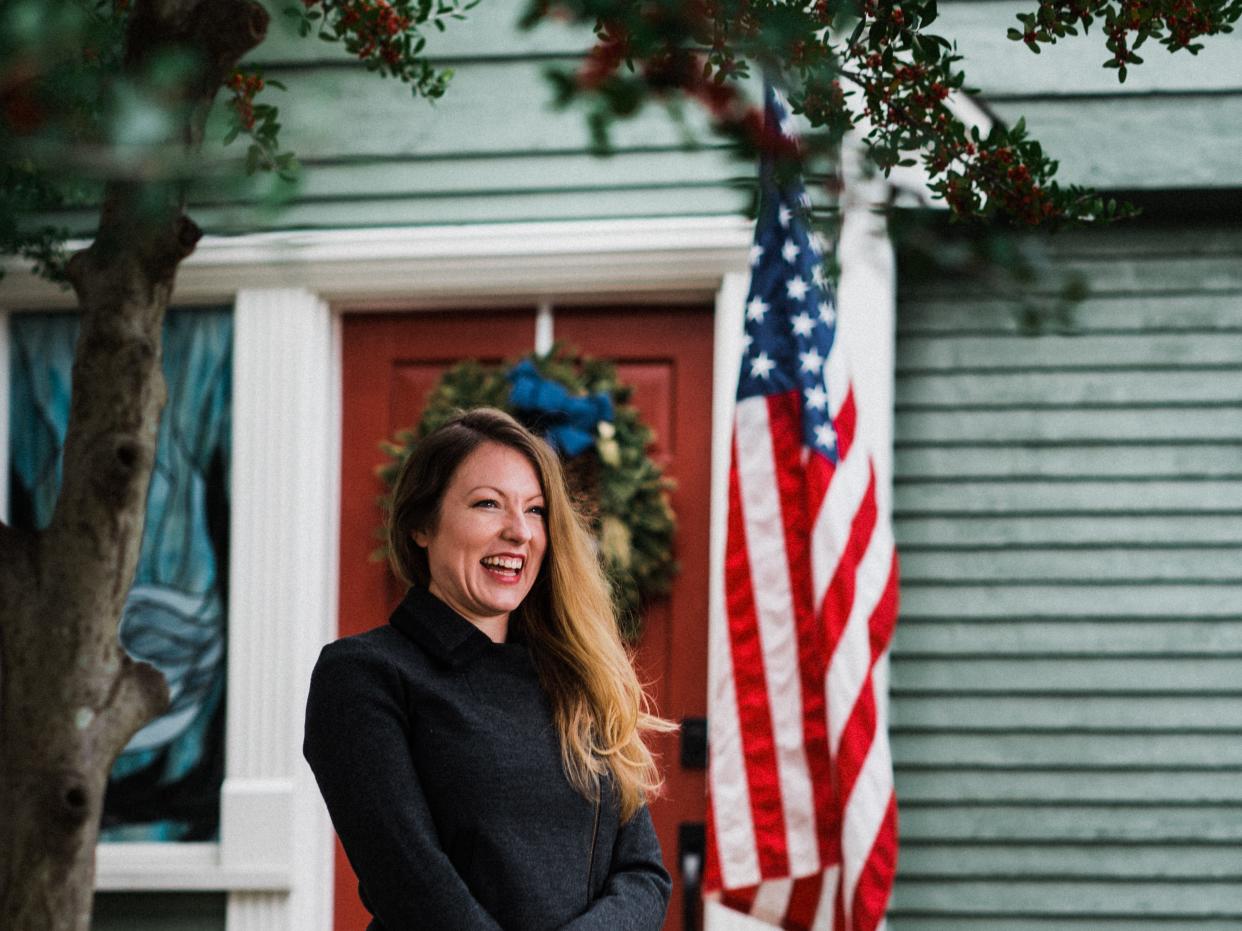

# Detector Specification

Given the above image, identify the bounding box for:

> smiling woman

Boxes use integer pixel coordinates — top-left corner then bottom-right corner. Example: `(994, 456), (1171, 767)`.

(412, 442), (548, 644)
(303, 407), (676, 931)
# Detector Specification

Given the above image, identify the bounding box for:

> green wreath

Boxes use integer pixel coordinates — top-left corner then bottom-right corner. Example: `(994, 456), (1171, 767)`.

(376, 345), (678, 641)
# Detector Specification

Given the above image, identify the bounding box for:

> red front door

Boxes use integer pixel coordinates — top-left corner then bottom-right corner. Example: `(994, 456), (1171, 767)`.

(338, 305), (713, 931)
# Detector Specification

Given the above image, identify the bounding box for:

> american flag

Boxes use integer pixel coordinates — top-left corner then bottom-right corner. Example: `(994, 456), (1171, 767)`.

(704, 88), (901, 931)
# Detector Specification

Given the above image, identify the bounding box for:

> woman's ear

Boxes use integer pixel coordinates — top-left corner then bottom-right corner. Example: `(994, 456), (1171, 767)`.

(412, 528), (428, 548)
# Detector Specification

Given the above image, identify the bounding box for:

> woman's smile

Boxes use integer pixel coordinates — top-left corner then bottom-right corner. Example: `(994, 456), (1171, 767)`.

(480, 553), (525, 580)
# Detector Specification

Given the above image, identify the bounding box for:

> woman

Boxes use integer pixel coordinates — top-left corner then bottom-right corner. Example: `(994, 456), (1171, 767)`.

(304, 407), (675, 930)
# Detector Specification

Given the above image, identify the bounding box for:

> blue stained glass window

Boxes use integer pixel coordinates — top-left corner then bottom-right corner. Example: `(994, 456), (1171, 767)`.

(7, 308), (232, 842)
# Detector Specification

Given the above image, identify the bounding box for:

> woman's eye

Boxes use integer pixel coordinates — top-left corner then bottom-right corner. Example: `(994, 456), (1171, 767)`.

(473, 499), (499, 509)
(527, 505), (546, 517)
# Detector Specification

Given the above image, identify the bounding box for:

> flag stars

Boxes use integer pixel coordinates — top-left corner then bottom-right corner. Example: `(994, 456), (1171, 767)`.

(781, 239), (801, 264)
(750, 352), (776, 380)
(814, 422), (837, 451)
(812, 264), (827, 288)
(799, 347), (824, 374)
(804, 385), (828, 411)
(778, 205), (792, 228)
(746, 297), (770, 323)
(786, 276), (809, 301)
(819, 301), (836, 325)
(741, 331), (753, 355)
(791, 312), (815, 337)
(749, 244), (764, 267)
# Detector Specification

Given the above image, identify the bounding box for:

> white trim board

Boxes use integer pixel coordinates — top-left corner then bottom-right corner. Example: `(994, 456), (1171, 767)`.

(0, 217), (754, 309)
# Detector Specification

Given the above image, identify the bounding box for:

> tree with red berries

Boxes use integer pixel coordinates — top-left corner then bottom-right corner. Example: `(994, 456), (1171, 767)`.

(0, 0), (1238, 928)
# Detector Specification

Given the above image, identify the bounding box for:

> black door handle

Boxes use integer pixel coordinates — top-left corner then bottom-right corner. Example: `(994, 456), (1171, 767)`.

(678, 821), (706, 931)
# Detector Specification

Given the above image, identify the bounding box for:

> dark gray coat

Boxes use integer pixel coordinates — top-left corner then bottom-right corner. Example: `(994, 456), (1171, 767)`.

(303, 586), (672, 930)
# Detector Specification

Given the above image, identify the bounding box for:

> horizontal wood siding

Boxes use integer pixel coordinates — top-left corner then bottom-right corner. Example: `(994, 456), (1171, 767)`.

(181, 0), (752, 233)
(170, 0), (1242, 233)
(888, 224), (1242, 928)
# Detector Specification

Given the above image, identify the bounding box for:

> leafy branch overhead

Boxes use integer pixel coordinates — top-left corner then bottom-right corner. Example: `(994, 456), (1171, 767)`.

(521, 0), (1239, 226)
(0, 0), (476, 277)
(226, 0), (480, 178)
(1011, 0), (1241, 80)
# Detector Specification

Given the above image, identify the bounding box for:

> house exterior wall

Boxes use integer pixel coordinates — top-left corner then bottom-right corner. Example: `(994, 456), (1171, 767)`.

(4, 0), (1241, 927)
(888, 221), (1242, 928)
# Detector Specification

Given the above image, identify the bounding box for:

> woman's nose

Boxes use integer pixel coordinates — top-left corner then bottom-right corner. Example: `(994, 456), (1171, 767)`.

(501, 509), (533, 542)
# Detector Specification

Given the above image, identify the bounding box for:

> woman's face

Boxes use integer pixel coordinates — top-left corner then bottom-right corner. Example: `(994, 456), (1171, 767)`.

(414, 441), (548, 630)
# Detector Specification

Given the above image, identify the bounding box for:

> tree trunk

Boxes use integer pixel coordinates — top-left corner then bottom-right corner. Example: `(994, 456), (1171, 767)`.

(0, 2), (267, 928)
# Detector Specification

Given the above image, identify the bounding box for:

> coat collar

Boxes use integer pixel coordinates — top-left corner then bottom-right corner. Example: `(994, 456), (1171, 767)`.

(389, 586), (500, 669)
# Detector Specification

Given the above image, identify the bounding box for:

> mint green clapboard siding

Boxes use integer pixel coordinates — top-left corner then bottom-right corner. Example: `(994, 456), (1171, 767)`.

(172, 0), (1242, 232)
(183, 0), (753, 232)
(888, 225), (1242, 928)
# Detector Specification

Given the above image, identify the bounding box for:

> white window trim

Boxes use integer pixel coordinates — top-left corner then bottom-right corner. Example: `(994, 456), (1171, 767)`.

(1, 207), (894, 931)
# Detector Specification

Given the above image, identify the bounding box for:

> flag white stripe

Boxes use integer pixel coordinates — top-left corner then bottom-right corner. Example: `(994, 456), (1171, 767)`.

(824, 337), (850, 420)
(735, 398), (820, 874)
(709, 473), (762, 890)
(810, 424), (869, 602)
(826, 515), (893, 754)
(811, 865), (840, 931)
(751, 877), (795, 924)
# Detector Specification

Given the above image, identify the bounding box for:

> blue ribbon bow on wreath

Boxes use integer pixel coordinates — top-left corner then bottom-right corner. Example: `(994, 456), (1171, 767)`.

(507, 359), (614, 458)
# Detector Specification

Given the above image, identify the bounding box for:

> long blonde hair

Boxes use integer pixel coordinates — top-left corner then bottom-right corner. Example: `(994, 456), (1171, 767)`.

(388, 407), (675, 821)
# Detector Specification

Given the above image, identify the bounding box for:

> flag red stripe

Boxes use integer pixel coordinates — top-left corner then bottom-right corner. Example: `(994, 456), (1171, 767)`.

(704, 787), (723, 891)
(766, 391), (838, 868)
(835, 552), (898, 807)
(805, 440), (835, 526)
(722, 885), (759, 914)
(870, 551), (901, 659)
(851, 793), (899, 931)
(835, 672), (878, 814)
(821, 467), (878, 659)
(785, 872), (826, 930)
(726, 436), (790, 876)
(834, 386), (858, 460)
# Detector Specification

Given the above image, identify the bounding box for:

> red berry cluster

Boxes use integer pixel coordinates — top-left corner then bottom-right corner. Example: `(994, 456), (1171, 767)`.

(799, 80), (846, 124)
(937, 143), (1058, 224)
(227, 70), (265, 130)
(576, 21), (629, 90)
(303, 0), (412, 68)
(854, 52), (947, 129)
(1161, 0), (1218, 46)
(1026, 0), (1227, 63)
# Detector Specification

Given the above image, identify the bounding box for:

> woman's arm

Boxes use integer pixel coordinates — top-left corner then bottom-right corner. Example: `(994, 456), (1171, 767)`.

(556, 804), (673, 931)
(303, 637), (504, 931)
